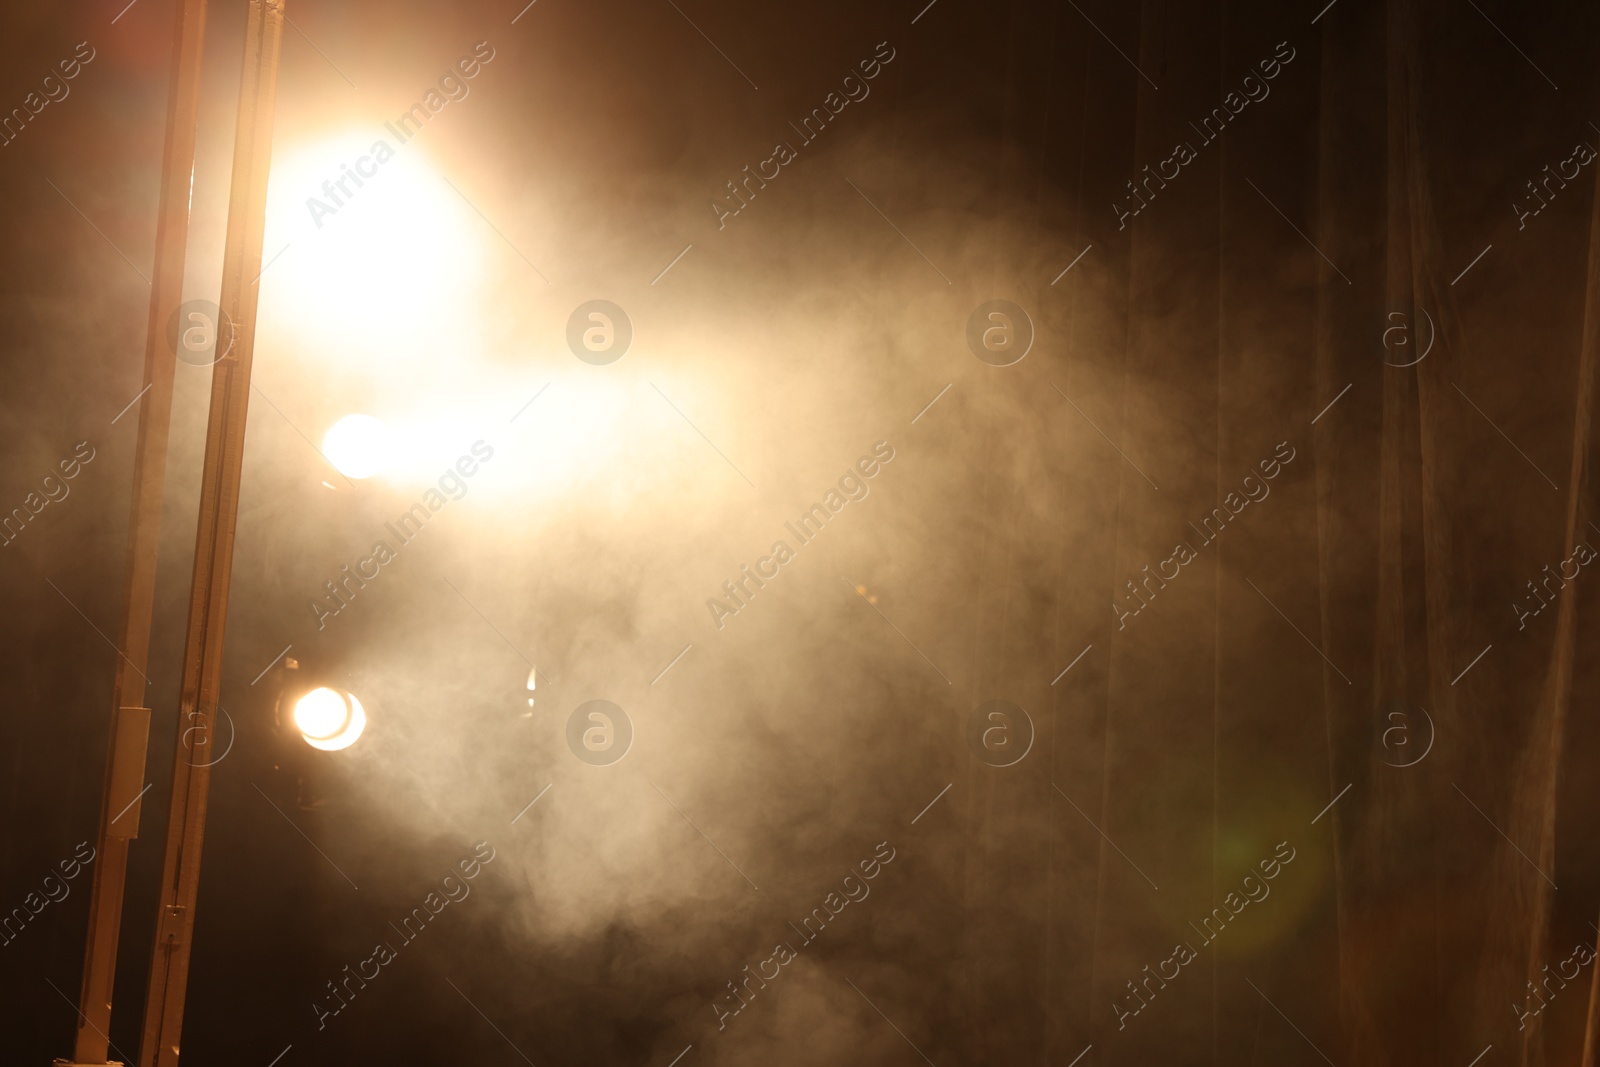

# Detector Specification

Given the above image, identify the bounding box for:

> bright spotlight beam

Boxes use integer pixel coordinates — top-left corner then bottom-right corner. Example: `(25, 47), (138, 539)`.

(292, 687), (367, 751)
(322, 414), (391, 479)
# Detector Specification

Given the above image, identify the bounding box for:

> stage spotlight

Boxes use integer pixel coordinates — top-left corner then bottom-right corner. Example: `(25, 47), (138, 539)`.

(260, 130), (481, 365)
(322, 414), (391, 479)
(291, 686), (367, 751)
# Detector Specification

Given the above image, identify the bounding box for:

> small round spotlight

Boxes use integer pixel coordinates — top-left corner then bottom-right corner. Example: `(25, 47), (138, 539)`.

(322, 414), (391, 479)
(292, 687), (367, 751)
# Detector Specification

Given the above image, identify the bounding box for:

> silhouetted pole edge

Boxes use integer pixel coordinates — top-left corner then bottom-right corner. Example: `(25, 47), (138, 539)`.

(63, 0), (211, 1063)
(1584, 910), (1600, 1067)
(137, 1), (285, 1064)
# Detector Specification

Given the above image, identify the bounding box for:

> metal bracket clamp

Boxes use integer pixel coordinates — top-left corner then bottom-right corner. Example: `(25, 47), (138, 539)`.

(156, 903), (189, 947)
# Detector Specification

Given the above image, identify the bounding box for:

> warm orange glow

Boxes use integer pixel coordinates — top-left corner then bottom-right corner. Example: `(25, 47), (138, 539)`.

(292, 687), (368, 751)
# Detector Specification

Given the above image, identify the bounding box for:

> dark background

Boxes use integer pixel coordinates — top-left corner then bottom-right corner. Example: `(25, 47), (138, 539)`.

(2, 0), (1599, 1064)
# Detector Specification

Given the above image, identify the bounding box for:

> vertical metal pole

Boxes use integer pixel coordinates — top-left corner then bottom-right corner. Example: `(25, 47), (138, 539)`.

(67, 0), (210, 1062)
(138, 2), (285, 1064)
